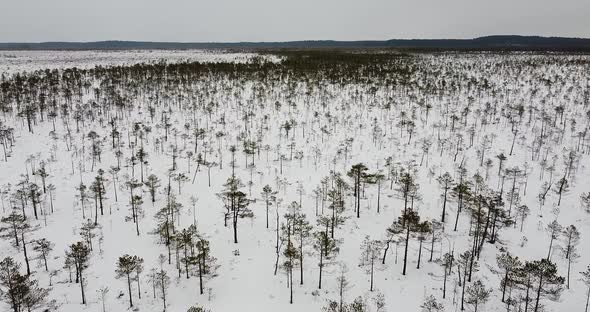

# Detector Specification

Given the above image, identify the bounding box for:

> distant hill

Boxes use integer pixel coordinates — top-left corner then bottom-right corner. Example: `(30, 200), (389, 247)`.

(1, 36), (590, 51)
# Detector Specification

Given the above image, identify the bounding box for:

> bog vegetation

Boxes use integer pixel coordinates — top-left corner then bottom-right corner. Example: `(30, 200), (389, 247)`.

(0, 50), (589, 312)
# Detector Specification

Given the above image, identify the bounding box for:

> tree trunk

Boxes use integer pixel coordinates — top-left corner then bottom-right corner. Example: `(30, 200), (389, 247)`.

(402, 225), (410, 275)
(22, 232), (31, 276)
(370, 257), (374, 291)
(584, 285), (589, 312)
(233, 218), (238, 244)
(547, 236), (554, 260)
(460, 267), (466, 310)
(199, 257), (204, 295)
(299, 235), (304, 285)
(266, 201), (269, 228)
(161, 280), (167, 311)
(382, 241), (390, 264)
(127, 274), (133, 307)
(442, 190), (447, 222)
(80, 273), (86, 304)
(417, 240), (423, 269)
(454, 202), (461, 231)
(318, 249), (323, 289)
(42, 252), (48, 271)
(567, 257), (571, 289)
(377, 183), (381, 213)
(289, 266), (293, 304)
(534, 275), (543, 312)
(502, 270), (508, 302)
(524, 277), (531, 312)
(443, 267), (447, 298)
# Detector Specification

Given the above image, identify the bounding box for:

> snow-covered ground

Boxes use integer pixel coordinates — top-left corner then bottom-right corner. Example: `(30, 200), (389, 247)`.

(0, 50), (272, 75)
(0, 50), (589, 312)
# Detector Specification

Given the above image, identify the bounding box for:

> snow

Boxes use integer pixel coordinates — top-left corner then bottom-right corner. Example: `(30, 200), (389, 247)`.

(0, 50), (589, 312)
(0, 50), (275, 76)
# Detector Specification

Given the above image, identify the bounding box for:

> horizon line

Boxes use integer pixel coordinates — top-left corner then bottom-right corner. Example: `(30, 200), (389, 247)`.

(2, 35), (590, 44)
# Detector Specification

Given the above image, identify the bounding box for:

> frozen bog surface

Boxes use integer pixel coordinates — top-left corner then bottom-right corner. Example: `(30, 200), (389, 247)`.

(0, 50), (588, 312)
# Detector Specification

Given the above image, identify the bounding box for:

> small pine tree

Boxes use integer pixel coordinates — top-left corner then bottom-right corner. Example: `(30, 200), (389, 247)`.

(359, 236), (382, 291)
(421, 294), (444, 312)
(115, 254), (142, 308)
(313, 230), (339, 289)
(66, 242), (91, 304)
(145, 174), (161, 203)
(32, 238), (54, 272)
(465, 280), (491, 312)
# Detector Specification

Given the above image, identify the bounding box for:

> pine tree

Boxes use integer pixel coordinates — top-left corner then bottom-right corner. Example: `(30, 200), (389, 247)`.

(32, 238), (54, 272)
(0, 257), (24, 312)
(66, 242), (91, 304)
(292, 211), (312, 285)
(437, 172), (453, 223)
(34, 162), (49, 194)
(134, 257), (144, 299)
(546, 220), (562, 260)
(27, 182), (41, 220)
(155, 258), (170, 311)
(516, 204), (530, 232)
(187, 305), (211, 312)
(451, 180), (471, 231)
(130, 195), (144, 236)
(562, 225), (580, 260)
(174, 172), (189, 194)
(440, 252), (453, 299)
(554, 177), (569, 206)
(581, 192), (590, 212)
(145, 174), (161, 203)
(465, 280), (491, 312)
(421, 294), (444, 312)
(1, 216), (37, 276)
(326, 183), (347, 239)
(496, 252), (521, 303)
(312, 230), (339, 289)
(347, 163), (369, 218)
(90, 169), (107, 222)
(80, 219), (99, 251)
(396, 170), (417, 219)
(22, 276), (49, 312)
(109, 166), (120, 202)
(0, 212), (25, 247)
(359, 236), (382, 291)
(220, 176), (253, 243)
(496, 153), (507, 176)
(115, 254), (142, 308)
(524, 258), (565, 312)
(281, 209), (299, 304)
(458, 250), (478, 310)
(154, 195), (181, 264)
(176, 226), (196, 279)
(415, 221), (431, 269)
(261, 185), (276, 229)
(367, 172), (386, 213)
(194, 235), (218, 295)
(76, 182), (89, 219)
(391, 209), (429, 275)
(0, 257), (48, 312)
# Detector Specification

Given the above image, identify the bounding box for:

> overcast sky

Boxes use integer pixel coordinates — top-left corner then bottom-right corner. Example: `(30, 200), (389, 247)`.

(1, 0), (589, 42)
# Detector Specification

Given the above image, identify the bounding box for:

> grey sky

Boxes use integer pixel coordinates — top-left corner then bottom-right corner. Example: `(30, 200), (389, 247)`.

(1, 0), (589, 42)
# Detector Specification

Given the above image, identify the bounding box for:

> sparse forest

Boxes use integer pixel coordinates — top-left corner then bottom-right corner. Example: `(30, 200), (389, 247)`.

(0, 49), (589, 312)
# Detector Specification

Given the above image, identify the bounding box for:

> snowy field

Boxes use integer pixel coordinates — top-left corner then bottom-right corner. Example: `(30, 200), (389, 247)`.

(0, 50), (589, 312)
(0, 50), (270, 75)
